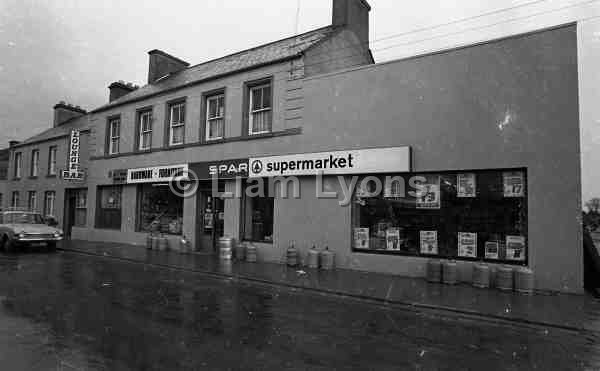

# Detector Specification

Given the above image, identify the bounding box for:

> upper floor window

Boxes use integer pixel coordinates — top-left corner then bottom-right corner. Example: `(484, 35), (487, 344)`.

(48, 146), (57, 175)
(138, 110), (153, 151)
(249, 83), (272, 135)
(206, 94), (225, 141)
(30, 149), (39, 177)
(168, 102), (185, 146)
(13, 152), (22, 179)
(108, 117), (121, 155)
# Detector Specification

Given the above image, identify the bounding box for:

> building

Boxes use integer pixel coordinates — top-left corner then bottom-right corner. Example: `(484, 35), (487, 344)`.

(5, 0), (585, 293)
(0, 145), (10, 210)
(4, 103), (90, 237)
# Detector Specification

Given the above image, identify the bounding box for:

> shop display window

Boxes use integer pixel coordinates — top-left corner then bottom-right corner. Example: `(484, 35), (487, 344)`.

(351, 169), (528, 265)
(96, 186), (122, 230)
(242, 184), (274, 243)
(137, 184), (183, 235)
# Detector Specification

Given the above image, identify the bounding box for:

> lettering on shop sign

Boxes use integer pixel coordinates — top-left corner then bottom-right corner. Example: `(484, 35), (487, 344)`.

(109, 169), (128, 184)
(62, 130), (85, 181)
(189, 158), (249, 180)
(126, 164), (189, 184)
(249, 147), (411, 178)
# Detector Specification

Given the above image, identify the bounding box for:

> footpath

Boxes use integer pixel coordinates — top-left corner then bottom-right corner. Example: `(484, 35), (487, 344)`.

(59, 240), (600, 333)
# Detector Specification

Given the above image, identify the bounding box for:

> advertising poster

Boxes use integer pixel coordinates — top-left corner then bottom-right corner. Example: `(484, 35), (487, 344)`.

(416, 175), (441, 209)
(457, 173), (476, 198)
(506, 235), (526, 261)
(384, 179), (404, 198)
(503, 171), (525, 197)
(386, 228), (400, 251)
(420, 231), (438, 255)
(354, 228), (370, 250)
(484, 241), (499, 260)
(204, 212), (213, 229)
(458, 232), (477, 258)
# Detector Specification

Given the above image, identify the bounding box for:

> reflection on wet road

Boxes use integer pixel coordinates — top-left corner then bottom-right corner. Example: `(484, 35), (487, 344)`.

(0, 251), (598, 370)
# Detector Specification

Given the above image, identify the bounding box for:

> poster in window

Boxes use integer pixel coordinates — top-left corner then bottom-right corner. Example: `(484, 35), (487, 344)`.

(484, 241), (499, 259)
(420, 231), (438, 255)
(506, 235), (526, 261)
(384, 178), (403, 198)
(457, 173), (476, 198)
(416, 175), (441, 209)
(204, 212), (213, 229)
(503, 171), (525, 197)
(356, 180), (375, 198)
(458, 232), (477, 258)
(354, 228), (370, 250)
(386, 228), (400, 251)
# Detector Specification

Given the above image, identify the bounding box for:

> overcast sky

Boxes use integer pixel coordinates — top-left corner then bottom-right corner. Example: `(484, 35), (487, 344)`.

(0, 0), (595, 145)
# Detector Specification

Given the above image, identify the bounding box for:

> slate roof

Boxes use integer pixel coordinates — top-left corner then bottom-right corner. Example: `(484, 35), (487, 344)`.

(93, 26), (337, 112)
(15, 115), (90, 147)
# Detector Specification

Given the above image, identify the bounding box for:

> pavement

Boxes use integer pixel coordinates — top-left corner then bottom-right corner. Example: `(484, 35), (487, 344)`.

(0, 249), (599, 370)
(59, 239), (600, 334)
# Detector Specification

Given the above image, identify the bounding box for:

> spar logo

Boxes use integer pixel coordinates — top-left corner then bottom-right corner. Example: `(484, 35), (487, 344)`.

(251, 160), (263, 174)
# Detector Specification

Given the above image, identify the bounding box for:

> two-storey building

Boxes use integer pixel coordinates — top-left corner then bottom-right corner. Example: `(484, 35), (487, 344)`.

(5, 102), (90, 237)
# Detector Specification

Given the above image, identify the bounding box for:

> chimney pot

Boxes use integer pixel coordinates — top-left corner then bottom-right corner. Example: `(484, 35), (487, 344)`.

(9, 140), (20, 147)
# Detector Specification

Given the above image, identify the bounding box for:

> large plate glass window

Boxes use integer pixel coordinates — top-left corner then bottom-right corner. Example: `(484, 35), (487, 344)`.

(108, 118), (120, 155)
(137, 184), (183, 235)
(138, 110), (153, 150)
(351, 169), (528, 265)
(206, 94), (225, 141)
(242, 180), (274, 243)
(249, 83), (272, 135)
(169, 102), (185, 146)
(96, 186), (121, 230)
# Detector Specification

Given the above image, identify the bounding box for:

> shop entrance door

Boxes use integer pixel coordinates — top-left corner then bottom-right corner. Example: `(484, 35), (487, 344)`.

(63, 189), (77, 239)
(197, 192), (225, 252)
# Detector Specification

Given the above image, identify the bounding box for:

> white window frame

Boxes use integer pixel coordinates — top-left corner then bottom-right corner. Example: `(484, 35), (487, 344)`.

(206, 94), (225, 141)
(14, 152), (22, 178)
(108, 118), (120, 155)
(44, 191), (55, 216)
(28, 191), (37, 211)
(31, 149), (39, 177)
(138, 111), (153, 151)
(48, 146), (57, 175)
(249, 83), (272, 135)
(169, 102), (185, 146)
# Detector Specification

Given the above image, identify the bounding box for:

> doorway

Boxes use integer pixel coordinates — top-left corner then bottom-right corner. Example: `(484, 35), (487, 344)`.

(63, 188), (87, 239)
(197, 191), (225, 252)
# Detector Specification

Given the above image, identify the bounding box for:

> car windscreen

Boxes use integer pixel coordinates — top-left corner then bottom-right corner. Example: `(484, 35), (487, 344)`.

(3, 213), (45, 224)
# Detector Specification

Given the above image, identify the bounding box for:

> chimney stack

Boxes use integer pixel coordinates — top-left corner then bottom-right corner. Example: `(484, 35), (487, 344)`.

(147, 49), (189, 84)
(332, 0), (371, 48)
(8, 140), (20, 147)
(53, 101), (86, 127)
(108, 80), (139, 102)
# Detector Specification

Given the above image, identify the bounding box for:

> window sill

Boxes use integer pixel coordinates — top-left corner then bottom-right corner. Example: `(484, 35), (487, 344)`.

(46, 174), (57, 178)
(351, 248), (528, 266)
(12, 178), (21, 181)
(28, 176), (38, 180)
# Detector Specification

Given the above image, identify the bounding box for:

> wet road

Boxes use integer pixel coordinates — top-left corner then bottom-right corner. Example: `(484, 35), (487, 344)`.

(0, 251), (598, 370)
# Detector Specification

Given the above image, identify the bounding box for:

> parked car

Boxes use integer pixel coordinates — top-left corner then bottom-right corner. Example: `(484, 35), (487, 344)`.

(0, 211), (63, 252)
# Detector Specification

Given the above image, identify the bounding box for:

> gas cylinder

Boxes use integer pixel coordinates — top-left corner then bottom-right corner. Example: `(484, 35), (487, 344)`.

(158, 235), (169, 251)
(151, 235), (160, 250)
(246, 243), (257, 263)
(319, 246), (335, 270)
(219, 237), (234, 260)
(496, 266), (514, 291)
(286, 242), (298, 267)
(514, 267), (534, 294)
(442, 260), (458, 285)
(472, 263), (490, 288)
(426, 260), (442, 283)
(307, 246), (319, 269)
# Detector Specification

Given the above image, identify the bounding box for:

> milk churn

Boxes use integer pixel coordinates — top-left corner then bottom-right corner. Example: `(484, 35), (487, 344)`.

(472, 263), (490, 288)
(319, 246), (335, 270)
(151, 234), (160, 250)
(496, 265), (514, 291)
(158, 235), (169, 251)
(235, 241), (246, 261)
(307, 245), (319, 269)
(514, 267), (534, 294)
(286, 242), (298, 267)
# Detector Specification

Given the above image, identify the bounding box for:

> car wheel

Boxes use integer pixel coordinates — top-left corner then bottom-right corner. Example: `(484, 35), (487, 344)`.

(5, 238), (16, 253)
(47, 242), (56, 252)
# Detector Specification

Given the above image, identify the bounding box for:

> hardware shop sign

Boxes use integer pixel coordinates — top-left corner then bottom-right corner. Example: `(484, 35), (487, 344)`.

(189, 158), (249, 180)
(126, 164), (189, 184)
(62, 129), (85, 181)
(248, 146), (411, 178)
